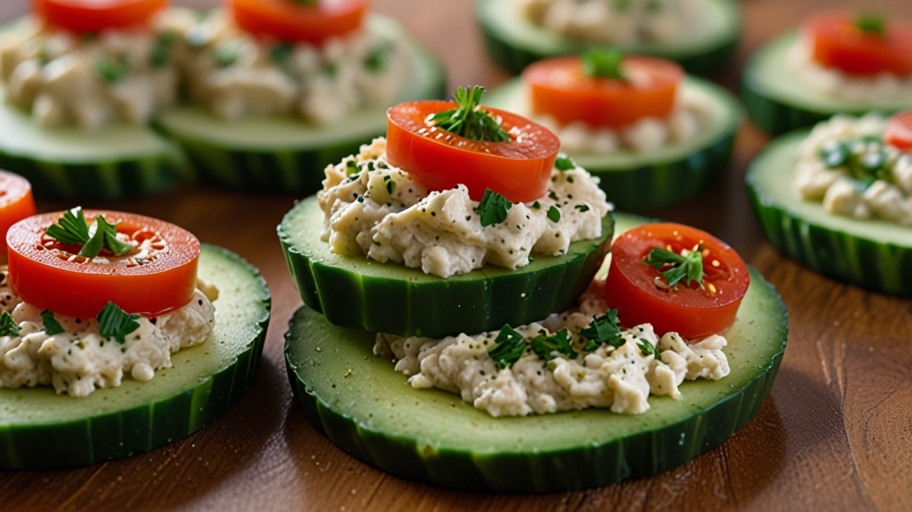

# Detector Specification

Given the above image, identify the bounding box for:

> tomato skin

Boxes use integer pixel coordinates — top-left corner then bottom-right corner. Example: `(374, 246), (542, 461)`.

(884, 110), (912, 150)
(386, 101), (560, 203)
(522, 56), (683, 128)
(604, 223), (749, 340)
(803, 13), (912, 76)
(7, 210), (200, 319)
(231, 0), (368, 45)
(0, 172), (37, 260)
(33, 0), (167, 34)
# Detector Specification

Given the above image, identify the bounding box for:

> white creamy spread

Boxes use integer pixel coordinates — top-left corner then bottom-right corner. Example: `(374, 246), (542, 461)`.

(0, 269), (218, 398)
(374, 280), (730, 417)
(0, 14), (181, 129)
(318, 138), (612, 278)
(510, 83), (715, 154)
(172, 9), (408, 124)
(516, 0), (704, 44)
(786, 40), (912, 103)
(793, 114), (912, 224)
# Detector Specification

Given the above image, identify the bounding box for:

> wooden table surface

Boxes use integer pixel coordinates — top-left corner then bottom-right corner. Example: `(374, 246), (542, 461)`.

(2, 0), (912, 510)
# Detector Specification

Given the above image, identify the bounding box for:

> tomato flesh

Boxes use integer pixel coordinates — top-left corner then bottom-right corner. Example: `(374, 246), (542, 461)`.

(522, 55), (683, 128)
(34, 0), (167, 34)
(884, 110), (912, 150)
(0, 172), (37, 261)
(7, 210), (200, 319)
(604, 223), (749, 340)
(803, 13), (912, 76)
(231, 0), (368, 45)
(386, 101), (560, 203)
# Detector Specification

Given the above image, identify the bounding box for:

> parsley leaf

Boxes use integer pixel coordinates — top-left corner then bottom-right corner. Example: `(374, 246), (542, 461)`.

(581, 309), (624, 351)
(643, 247), (704, 288)
(46, 207), (91, 245)
(530, 328), (576, 361)
(575, 204), (590, 212)
(0, 312), (19, 337)
(638, 338), (657, 357)
(477, 188), (512, 227)
(46, 208), (133, 259)
(555, 154), (576, 171)
(270, 42), (294, 63)
(581, 49), (626, 80)
(364, 42), (392, 73)
(855, 14), (885, 36)
(97, 302), (140, 344)
(547, 205), (561, 222)
(488, 325), (527, 370)
(429, 86), (511, 142)
(41, 310), (65, 336)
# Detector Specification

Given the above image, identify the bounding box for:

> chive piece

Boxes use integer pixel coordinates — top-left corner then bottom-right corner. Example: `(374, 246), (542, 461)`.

(581, 49), (626, 80)
(488, 325), (527, 370)
(270, 42), (294, 63)
(96, 56), (129, 84)
(547, 205), (561, 222)
(46, 207), (90, 245)
(364, 43), (391, 73)
(555, 154), (576, 171)
(384, 175), (396, 195)
(477, 189), (512, 227)
(0, 312), (19, 337)
(97, 302), (140, 344)
(638, 338), (657, 357)
(41, 310), (65, 336)
(575, 204), (590, 212)
(855, 14), (886, 37)
(643, 247), (704, 288)
(429, 86), (511, 142)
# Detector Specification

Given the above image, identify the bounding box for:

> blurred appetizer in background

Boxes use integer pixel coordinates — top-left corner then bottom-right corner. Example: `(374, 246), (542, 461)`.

(744, 11), (912, 135)
(0, 170), (36, 260)
(485, 50), (742, 211)
(476, 0), (741, 75)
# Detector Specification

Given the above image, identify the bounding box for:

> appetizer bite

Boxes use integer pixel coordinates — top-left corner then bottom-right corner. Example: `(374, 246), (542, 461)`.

(154, 0), (446, 193)
(748, 111), (912, 296)
(476, 0), (741, 75)
(0, 208), (270, 468)
(0, 0), (191, 199)
(743, 12), (912, 135)
(0, 171), (37, 259)
(484, 50), (743, 210)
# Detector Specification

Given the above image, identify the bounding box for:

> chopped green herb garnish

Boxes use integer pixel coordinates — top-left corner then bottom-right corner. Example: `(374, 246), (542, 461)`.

(364, 43), (392, 73)
(46, 207), (133, 259)
(488, 325), (527, 370)
(555, 154), (576, 171)
(575, 204), (590, 212)
(477, 188), (512, 227)
(532, 201), (541, 209)
(270, 42), (294, 63)
(644, 246), (704, 288)
(0, 312), (18, 337)
(97, 302), (140, 344)
(581, 309), (624, 351)
(614, 0), (632, 11)
(41, 310), (65, 336)
(215, 41), (244, 68)
(855, 14), (886, 36)
(383, 175), (396, 195)
(530, 328), (576, 361)
(96, 56), (129, 83)
(323, 63), (338, 78)
(149, 30), (177, 68)
(345, 159), (359, 176)
(46, 207), (90, 245)
(429, 86), (511, 142)
(547, 205), (561, 222)
(820, 141), (850, 168)
(638, 338), (657, 357)
(581, 49), (626, 80)
(646, 0), (663, 13)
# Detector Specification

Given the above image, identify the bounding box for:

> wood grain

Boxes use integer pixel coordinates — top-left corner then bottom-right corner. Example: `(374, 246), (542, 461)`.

(2, 0), (912, 510)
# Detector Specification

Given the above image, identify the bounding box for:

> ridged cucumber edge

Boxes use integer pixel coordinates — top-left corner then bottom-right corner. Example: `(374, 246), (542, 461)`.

(277, 196), (613, 339)
(0, 245), (271, 469)
(742, 67), (837, 136)
(284, 268), (788, 492)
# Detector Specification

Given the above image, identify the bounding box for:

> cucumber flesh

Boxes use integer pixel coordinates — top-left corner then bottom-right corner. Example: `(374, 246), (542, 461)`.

(747, 131), (912, 295)
(285, 212), (788, 492)
(278, 195), (613, 338)
(0, 245), (271, 469)
(484, 77), (743, 211)
(476, 0), (741, 75)
(153, 15), (447, 194)
(742, 32), (912, 135)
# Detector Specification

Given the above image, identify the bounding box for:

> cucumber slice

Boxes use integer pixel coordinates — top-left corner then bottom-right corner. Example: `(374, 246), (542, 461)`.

(285, 212), (788, 492)
(0, 86), (191, 201)
(278, 195), (613, 339)
(153, 16), (447, 195)
(747, 131), (912, 295)
(475, 0), (741, 75)
(0, 245), (270, 469)
(485, 77), (743, 211)
(742, 32), (912, 135)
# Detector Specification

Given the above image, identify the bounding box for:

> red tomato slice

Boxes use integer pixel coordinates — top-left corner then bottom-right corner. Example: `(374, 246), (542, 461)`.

(231, 0), (368, 45)
(884, 110), (912, 150)
(522, 55), (683, 128)
(604, 223), (749, 340)
(386, 101), (560, 203)
(34, 0), (167, 34)
(7, 210), (200, 319)
(0, 172), (37, 260)
(803, 13), (912, 76)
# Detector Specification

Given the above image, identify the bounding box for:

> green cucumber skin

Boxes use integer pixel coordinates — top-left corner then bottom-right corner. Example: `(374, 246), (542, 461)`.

(741, 76), (833, 136)
(278, 196), (613, 339)
(0, 245), (270, 469)
(285, 268), (787, 492)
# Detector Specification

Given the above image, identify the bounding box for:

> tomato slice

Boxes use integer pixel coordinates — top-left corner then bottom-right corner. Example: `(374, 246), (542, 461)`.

(803, 13), (912, 76)
(522, 55), (683, 128)
(386, 101), (560, 203)
(603, 223), (750, 340)
(231, 0), (368, 45)
(6, 210), (200, 319)
(884, 110), (912, 150)
(0, 172), (37, 260)
(34, 0), (167, 34)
